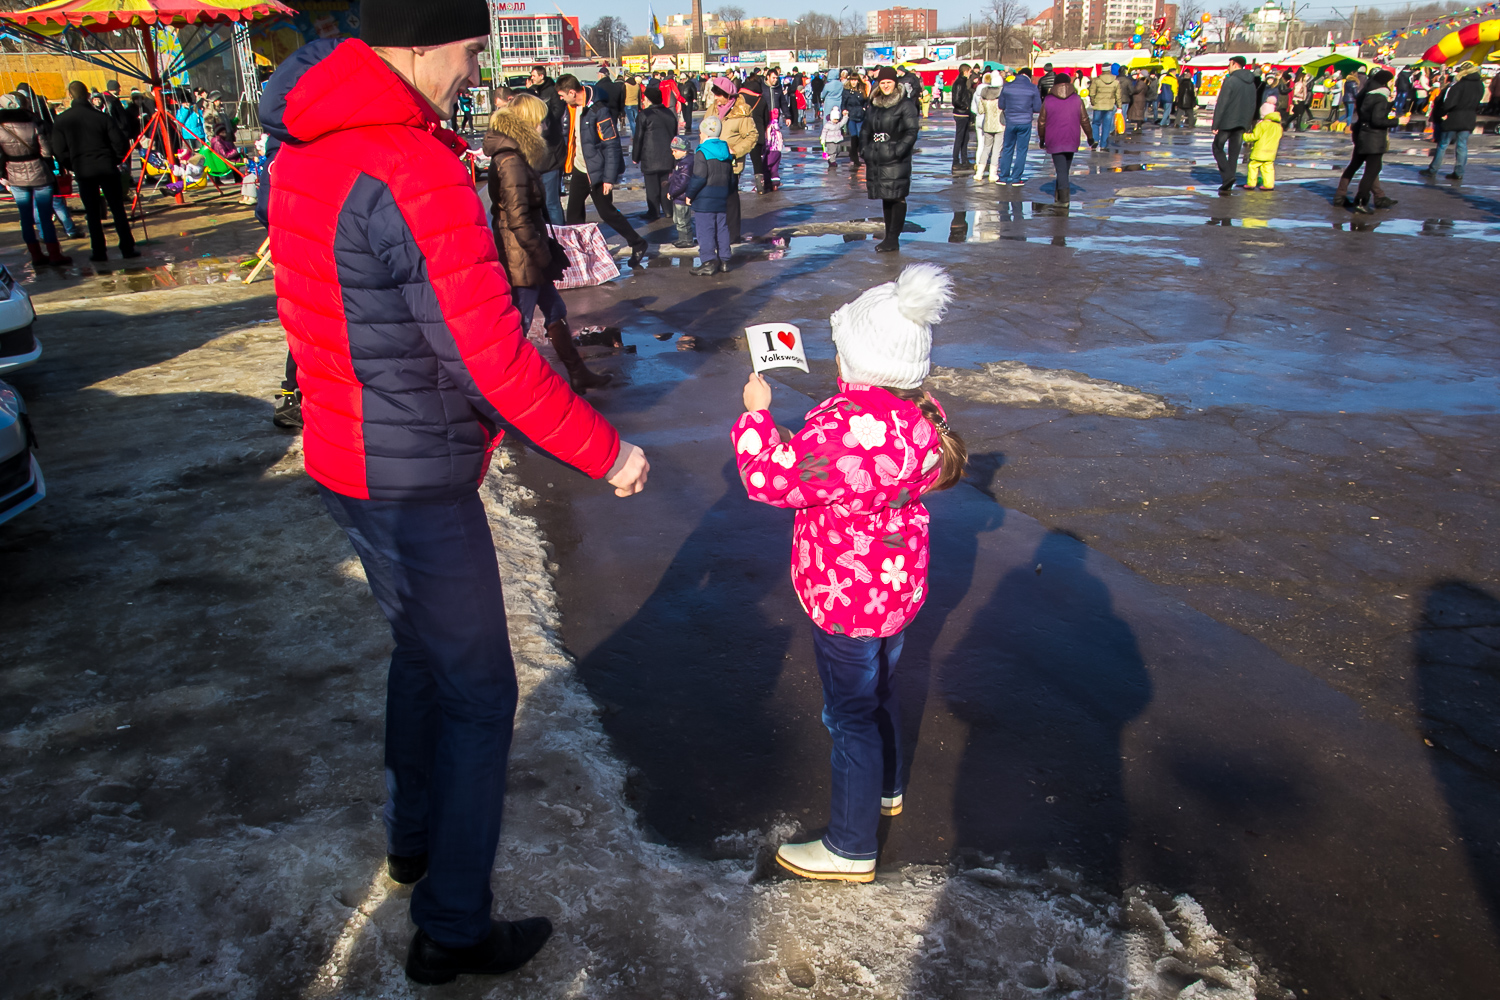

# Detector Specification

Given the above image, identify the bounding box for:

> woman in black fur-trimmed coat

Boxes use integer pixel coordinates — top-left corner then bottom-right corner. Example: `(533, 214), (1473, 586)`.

(862, 67), (920, 252)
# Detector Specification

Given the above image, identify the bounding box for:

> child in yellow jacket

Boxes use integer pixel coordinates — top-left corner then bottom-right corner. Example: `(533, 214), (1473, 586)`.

(1243, 104), (1283, 190)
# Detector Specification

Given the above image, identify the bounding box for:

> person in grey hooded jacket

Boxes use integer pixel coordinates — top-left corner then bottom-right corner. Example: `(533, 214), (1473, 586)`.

(1211, 57), (1257, 193)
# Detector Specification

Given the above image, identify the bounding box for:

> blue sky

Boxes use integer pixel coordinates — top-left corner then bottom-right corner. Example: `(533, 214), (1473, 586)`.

(564, 1), (1447, 38)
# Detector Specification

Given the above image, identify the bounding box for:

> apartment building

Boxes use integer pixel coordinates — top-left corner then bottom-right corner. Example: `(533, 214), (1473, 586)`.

(865, 7), (939, 36)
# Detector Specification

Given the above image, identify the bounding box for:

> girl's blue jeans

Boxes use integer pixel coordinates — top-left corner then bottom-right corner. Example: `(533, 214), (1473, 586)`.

(12, 184), (57, 243)
(811, 625), (905, 861)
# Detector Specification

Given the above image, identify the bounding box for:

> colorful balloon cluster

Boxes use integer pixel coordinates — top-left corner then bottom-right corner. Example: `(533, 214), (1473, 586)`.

(1174, 11), (1209, 50)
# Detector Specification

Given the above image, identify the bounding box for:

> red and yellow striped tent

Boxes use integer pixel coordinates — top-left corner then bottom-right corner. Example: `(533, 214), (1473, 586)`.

(1421, 18), (1500, 65)
(0, 0), (290, 35)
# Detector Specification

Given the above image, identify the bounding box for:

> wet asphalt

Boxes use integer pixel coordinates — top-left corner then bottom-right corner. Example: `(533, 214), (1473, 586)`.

(504, 117), (1500, 999)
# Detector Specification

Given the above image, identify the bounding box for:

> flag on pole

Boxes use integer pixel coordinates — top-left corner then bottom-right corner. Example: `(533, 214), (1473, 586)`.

(649, 4), (664, 48)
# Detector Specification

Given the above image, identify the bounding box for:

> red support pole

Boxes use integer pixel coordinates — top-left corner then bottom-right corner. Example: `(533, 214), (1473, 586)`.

(138, 23), (184, 205)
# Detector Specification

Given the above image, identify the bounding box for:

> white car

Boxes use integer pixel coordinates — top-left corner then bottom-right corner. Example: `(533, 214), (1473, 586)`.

(0, 264), (38, 375)
(0, 378), (43, 525)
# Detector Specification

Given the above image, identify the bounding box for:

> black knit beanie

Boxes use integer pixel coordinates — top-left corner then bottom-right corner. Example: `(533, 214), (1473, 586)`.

(361, 0), (489, 47)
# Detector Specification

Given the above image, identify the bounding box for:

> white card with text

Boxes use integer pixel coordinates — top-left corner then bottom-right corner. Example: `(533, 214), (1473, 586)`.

(746, 323), (809, 374)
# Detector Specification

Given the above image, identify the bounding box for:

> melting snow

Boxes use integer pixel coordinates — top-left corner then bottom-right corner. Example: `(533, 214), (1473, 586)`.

(928, 361), (1177, 420)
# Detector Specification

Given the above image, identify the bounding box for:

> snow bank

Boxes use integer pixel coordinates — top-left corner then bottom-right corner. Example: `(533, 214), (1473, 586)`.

(928, 361), (1178, 420)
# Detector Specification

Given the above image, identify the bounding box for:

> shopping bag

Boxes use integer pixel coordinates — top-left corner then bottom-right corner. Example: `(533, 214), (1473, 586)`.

(546, 222), (620, 289)
(1113, 109), (1126, 134)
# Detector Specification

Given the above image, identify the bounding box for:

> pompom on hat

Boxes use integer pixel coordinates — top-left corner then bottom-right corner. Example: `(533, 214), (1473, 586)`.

(831, 264), (954, 390)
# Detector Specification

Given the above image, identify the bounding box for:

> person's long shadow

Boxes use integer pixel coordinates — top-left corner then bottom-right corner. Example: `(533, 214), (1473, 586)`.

(574, 459), (804, 852)
(898, 527), (1151, 996)
(887, 456), (1008, 842)
(1415, 580), (1500, 934)
(940, 527), (1152, 882)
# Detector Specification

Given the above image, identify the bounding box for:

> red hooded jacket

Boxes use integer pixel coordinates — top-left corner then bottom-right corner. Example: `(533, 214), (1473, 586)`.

(265, 39), (620, 500)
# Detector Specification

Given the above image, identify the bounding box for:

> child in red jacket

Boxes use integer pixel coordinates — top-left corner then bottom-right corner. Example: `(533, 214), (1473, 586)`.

(731, 264), (967, 881)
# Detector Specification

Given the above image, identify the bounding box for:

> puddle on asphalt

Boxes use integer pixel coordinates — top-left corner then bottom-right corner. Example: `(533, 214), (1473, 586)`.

(14, 253), (255, 294)
(933, 338), (1500, 415)
(1100, 213), (1500, 241)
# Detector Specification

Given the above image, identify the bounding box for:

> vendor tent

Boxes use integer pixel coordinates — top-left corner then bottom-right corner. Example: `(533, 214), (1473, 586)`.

(1300, 52), (1374, 75)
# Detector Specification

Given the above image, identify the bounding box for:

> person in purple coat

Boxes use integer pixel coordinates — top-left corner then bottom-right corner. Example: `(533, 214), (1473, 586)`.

(1037, 73), (1093, 205)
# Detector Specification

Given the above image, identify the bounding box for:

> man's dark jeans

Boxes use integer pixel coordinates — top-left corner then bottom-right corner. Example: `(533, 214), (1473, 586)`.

(539, 169), (565, 226)
(77, 172), (135, 256)
(1212, 128), (1245, 188)
(952, 114), (973, 164)
(319, 485), (519, 949)
(565, 172), (646, 250)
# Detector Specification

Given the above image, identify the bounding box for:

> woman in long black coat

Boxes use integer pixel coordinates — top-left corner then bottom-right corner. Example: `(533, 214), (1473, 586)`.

(862, 66), (920, 252)
(1338, 69), (1396, 214)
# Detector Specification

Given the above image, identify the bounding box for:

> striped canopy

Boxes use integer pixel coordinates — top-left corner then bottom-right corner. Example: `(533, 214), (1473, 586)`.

(0, 0), (293, 34)
(1421, 18), (1500, 65)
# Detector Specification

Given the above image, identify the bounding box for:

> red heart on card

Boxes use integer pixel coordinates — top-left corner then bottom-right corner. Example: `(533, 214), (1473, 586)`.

(777, 330), (796, 349)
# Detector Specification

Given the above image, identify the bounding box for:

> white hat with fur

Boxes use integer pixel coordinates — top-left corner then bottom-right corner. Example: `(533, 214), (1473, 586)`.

(831, 264), (954, 389)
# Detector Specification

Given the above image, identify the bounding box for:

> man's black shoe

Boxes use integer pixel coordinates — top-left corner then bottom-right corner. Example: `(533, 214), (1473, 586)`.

(1217, 184), (1233, 196)
(387, 852), (428, 884)
(672, 238), (696, 248)
(405, 917), (553, 985)
(272, 389), (303, 430)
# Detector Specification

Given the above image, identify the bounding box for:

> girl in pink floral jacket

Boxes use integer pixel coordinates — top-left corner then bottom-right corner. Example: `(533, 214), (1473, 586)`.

(731, 264), (967, 883)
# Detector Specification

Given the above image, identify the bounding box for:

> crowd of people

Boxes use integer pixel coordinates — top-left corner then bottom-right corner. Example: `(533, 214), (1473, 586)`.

(0, 77), (254, 267)
(487, 50), (1493, 254)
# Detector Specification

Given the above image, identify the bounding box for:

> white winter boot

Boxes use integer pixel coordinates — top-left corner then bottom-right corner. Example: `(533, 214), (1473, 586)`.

(775, 839), (876, 883)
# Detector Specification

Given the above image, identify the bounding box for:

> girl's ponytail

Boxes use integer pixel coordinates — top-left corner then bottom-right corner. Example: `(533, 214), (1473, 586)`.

(884, 386), (967, 492)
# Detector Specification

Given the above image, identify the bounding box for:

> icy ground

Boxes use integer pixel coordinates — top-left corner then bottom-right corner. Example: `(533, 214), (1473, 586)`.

(1, 304), (1287, 998)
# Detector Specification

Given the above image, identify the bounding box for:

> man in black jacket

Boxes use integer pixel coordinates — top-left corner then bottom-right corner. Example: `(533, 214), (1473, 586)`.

(559, 76), (647, 266)
(1037, 63), (1056, 97)
(527, 66), (567, 224)
(52, 80), (137, 262)
(951, 63), (974, 170)
(1419, 61), (1483, 182)
(739, 72), (774, 192)
(594, 68), (623, 124)
(1210, 57), (1257, 194)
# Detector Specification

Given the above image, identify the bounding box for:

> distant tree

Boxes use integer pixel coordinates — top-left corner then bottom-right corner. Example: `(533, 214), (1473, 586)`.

(714, 5), (747, 48)
(985, 0), (1031, 62)
(796, 10), (840, 44)
(586, 15), (633, 58)
(1218, 2), (1249, 45)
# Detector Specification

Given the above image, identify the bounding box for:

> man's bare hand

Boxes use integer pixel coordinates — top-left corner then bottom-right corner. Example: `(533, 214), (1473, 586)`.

(601, 181), (613, 195)
(606, 441), (649, 497)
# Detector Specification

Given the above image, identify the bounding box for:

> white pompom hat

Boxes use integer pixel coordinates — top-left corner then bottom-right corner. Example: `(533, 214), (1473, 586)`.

(831, 263), (954, 389)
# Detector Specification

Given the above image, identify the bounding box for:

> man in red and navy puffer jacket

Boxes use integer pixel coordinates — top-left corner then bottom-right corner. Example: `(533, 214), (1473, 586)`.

(264, 0), (649, 985)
